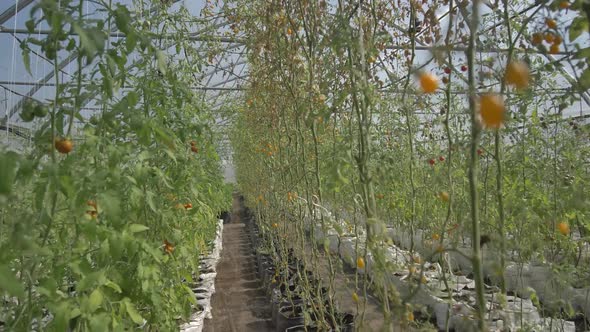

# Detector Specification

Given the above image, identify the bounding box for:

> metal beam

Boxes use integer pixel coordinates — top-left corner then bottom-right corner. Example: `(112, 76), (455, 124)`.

(3, 52), (78, 124)
(0, 0), (34, 25)
(384, 44), (571, 56)
(0, 80), (245, 91)
(0, 27), (245, 44)
(1, 0), (224, 123)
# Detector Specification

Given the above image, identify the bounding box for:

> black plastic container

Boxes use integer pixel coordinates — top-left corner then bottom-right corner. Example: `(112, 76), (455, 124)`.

(275, 304), (305, 332)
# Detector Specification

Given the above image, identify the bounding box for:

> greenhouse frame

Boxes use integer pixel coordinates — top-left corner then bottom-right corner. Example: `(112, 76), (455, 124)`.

(0, 0), (589, 331)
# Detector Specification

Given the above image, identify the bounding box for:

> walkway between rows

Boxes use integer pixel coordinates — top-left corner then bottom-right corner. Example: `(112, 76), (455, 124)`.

(203, 196), (273, 332)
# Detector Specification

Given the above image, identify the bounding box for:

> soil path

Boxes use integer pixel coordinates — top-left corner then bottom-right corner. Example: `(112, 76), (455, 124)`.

(203, 196), (273, 332)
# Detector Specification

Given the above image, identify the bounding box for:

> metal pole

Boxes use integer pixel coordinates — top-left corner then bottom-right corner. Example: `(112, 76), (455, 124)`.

(0, 0), (34, 25)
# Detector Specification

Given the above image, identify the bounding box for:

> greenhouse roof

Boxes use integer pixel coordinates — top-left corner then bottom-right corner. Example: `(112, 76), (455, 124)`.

(1, 0), (589, 161)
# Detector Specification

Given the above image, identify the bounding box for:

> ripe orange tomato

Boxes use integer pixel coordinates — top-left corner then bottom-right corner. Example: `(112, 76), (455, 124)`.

(531, 33), (543, 45)
(549, 43), (560, 54)
(544, 32), (555, 43)
(545, 18), (557, 29)
(419, 73), (439, 93)
(163, 240), (175, 254)
(191, 146), (199, 153)
(559, 1), (570, 9)
(357, 257), (365, 269)
(479, 94), (505, 129)
(184, 203), (193, 209)
(55, 138), (74, 154)
(505, 61), (530, 90)
(557, 222), (570, 235)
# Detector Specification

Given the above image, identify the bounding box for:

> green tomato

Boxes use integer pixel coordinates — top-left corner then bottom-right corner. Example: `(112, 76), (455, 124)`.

(20, 108), (35, 122)
(20, 100), (36, 122)
(44, 45), (56, 60)
(33, 104), (48, 118)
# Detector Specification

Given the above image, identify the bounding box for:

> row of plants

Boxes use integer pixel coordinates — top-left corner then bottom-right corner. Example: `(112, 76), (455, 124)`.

(0, 0), (231, 330)
(228, 0), (590, 330)
(244, 205), (355, 331)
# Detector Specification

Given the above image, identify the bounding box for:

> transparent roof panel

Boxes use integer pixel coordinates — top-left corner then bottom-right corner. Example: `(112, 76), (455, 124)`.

(1, 0), (588, 161)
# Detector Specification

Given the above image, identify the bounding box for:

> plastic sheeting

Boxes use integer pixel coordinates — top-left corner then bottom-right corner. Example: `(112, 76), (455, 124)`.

(304, 209), (576, 332)
(180, 218), (224, 332)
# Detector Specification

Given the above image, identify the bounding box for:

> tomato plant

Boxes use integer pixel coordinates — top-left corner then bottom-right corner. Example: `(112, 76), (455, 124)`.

(0, 0), (232, 330)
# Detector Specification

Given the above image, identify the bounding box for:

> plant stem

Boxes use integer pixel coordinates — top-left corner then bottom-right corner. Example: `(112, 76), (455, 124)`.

(466, 0), (487, 328)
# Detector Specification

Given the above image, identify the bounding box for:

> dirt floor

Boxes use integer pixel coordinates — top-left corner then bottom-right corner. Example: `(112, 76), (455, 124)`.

(203, 198), (273, 332)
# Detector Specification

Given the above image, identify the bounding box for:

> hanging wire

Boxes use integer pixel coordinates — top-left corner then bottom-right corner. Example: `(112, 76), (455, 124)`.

(6, 0), (20, 143)
(31, 8), (42, 147)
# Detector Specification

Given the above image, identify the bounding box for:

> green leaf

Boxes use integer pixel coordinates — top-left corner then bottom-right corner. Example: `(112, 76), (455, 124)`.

(104, 280), (122, 293)
(574, 47), (590, 59)
(126, 31), (137, 53)
(70, 307), (81, 320)
(25, 19), (35, 33)
(22, 48), (31, 76)
(106, 54), (117, 76)
(89, 313), (111, 332)
(156, 50), (167, 75)
(579, 67), (590, 90)
(88, 288), (103, 312)
(66, 38), (76, 51)
(127, 91), (139, 107)
(98, 191), (121, 218)
(124, 298), (144, 324)
(51, 302), (70, 331)
(146, 192), (157, 213)
(37, 277), (57, 297)
(59, 175), (75, 198)
(109, 236), (124, 260)
(77, 271), (105, 292)
(570, 16), (588, 42)
(182, 284), (197, 305)
(72, 22), (97, 56)
(114, 5), (131, 34)
(128, 224), (149, 233)
(0, 152), (19, 196)
(55, 110), (65, 136)
(163, 148), (177, 164)
(100, 64), (114, 99)
(0, 265), (25, 299)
